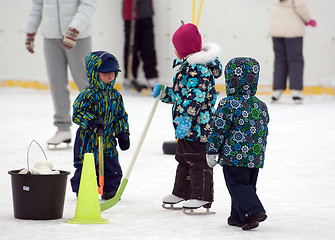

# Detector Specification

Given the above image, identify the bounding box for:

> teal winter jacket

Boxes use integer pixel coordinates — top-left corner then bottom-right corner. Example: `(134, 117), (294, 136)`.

(161, 42), (223, 143)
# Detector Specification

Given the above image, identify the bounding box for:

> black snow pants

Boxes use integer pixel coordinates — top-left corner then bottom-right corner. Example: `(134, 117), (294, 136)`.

(172, 139), (214, 202)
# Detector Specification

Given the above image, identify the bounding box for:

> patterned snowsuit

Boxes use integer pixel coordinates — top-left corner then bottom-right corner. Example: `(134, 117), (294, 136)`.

(70, 51), (130, 193)
(161, 43), (222, 202)
(207, 57), (269, 224)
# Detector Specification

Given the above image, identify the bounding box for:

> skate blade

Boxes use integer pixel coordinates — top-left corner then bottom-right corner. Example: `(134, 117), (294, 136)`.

(47, 142), (72, 150)
(162, 203), (183, 210)
(183, 208), (216, 215)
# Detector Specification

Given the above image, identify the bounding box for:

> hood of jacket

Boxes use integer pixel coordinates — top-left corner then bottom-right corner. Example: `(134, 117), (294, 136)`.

(85, 51), (120, 91)
(173, 42), (222, 79)
(224, 57), (260, 97)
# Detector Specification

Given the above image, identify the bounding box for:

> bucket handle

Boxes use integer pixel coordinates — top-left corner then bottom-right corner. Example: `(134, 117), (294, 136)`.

(27, 140), (48, 171)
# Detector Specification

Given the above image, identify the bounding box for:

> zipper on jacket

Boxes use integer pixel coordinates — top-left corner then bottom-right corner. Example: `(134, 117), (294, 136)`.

(56, 0), (64, 39)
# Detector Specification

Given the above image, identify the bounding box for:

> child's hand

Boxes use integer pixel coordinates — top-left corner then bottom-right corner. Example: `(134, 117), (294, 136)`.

(118, 133), (130, 151)
(89, 119), (104, 134)
(173, 116), (191, 138)
(152, 84), (165, 98)
(206, 154), (218, 168)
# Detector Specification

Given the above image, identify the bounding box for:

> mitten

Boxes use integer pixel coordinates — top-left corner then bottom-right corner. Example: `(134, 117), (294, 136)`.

(173, 116), (192, 138)
(206, 154), (218, 168)
(152, 84), (165, 98)
(306, 19), (317, 27)
(63, 28), (79, 50)
(118, 133), (130, 151)
(25, 33), (35, 53)
(89, 119), (104, 134)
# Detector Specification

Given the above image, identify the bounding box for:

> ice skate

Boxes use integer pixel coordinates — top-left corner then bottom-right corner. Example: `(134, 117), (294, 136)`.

(291, 90), (303, 104)
(182, 199), (215, 215)
(162, 194), (185, 210)
(271, 90), (283, 102)
(47, 131), (71, 149)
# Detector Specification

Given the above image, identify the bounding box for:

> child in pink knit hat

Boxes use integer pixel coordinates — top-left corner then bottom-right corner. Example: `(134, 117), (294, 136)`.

(172, 23), (202, 59)
(152, 22), (223, 213)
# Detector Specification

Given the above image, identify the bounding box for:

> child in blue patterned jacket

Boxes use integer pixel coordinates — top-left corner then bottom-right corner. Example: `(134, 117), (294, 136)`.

(206, 57), (269, 230)
(153, 23), (222, 210)
(70, 51), (130, 200)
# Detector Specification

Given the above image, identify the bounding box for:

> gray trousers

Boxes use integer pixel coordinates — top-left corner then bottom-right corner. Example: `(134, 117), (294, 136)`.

(44, 37), (91, 131)
(272, 37), (304, 91)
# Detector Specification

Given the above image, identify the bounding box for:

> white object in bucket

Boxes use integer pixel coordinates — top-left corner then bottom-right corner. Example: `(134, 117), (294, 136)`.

(18, 140), (60, 175)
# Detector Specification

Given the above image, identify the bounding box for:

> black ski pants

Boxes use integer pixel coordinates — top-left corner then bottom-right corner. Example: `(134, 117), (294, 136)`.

(124, 17), (158, 80)
(172, 139), (214, 202)
(223, 166), (265, 223)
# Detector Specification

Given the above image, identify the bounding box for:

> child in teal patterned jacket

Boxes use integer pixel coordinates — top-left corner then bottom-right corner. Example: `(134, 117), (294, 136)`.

(70, 51), (130, 200)
(207, 57), (269, 230)
(153, 23), (222, 210)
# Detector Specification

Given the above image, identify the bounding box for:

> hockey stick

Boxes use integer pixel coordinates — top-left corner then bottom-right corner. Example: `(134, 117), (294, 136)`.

(97, 114), (104, 195)
(192, 0), (204, 27)
(100, 92), (162, 211)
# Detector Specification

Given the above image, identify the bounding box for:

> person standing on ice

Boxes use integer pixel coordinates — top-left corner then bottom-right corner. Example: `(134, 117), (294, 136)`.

(70, 51), (130, 200)
(269, 0), (317, 103)
(25, 0), (96, 147)
(206, 57), (269, 230)
(153, 23), (222, 211)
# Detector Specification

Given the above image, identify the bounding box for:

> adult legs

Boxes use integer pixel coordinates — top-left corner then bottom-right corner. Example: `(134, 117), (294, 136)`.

(285, 37), (304, 91)
(44, 38), (71, 131)
(272, 37), (288, 91)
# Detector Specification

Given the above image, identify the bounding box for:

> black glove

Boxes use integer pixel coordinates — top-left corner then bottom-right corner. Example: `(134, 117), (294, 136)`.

(89, 119), (105, 134)
(118, 133), (130, 150)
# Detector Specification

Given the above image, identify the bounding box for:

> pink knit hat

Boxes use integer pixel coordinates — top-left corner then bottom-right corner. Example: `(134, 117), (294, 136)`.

(172, 23), (202, 59)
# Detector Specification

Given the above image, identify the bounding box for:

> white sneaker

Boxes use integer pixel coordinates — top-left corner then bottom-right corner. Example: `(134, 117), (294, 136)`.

(291, 90), (303, 104)
(162, 194), (185, 204)
(271, 90), (283, 102)
(47, 131), (71, 145)
(183, 199), (211, 209)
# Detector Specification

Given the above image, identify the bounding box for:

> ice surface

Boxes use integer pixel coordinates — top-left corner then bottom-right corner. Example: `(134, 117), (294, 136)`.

(1, 88), (335, 239)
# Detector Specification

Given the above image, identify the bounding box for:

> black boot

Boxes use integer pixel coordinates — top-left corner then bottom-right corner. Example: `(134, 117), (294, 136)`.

(227, 216), (243, 227)
(101, 191), (117, 200)
(242, 212), (267, 230)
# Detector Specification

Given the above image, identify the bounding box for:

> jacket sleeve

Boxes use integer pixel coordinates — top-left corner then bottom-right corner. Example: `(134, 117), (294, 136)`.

(113, 94), (130, 136)
(25, 0), (43, 33)
(293, 0), (311, 23)
(72, 89), (96, 129)
(207, 99), (232, 155)
(70, 0), (97, 33)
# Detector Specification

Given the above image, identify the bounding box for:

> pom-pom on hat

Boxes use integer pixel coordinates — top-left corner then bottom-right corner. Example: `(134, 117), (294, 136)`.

(172, 22), (202, 59)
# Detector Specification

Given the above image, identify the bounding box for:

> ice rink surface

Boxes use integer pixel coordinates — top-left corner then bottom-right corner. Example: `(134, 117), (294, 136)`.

(1, 88), (334, 239)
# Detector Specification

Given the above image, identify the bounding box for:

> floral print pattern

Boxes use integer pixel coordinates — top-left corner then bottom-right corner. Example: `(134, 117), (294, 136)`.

(207, 57), (269, 168)
(161, 51), (223, 143)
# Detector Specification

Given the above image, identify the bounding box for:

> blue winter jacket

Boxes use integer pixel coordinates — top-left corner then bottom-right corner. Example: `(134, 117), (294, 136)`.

(161, 43), (223, 143)
(207, 57), (269, 168)
(72, 51), (129, 163)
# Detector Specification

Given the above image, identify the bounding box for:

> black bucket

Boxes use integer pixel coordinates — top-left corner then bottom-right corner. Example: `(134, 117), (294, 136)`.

(8, 169), (70, 220)
(8, 140), (70, 220)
